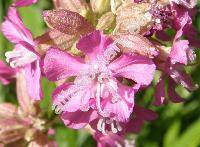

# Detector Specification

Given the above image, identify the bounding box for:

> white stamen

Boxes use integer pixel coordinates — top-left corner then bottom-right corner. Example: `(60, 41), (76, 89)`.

(116, 121), (122, 131)
(52, 104), (63, 114)
(97, 118), (123, 134)
(111, 121), (118, 133)
(97, 118), (104, 131)
(5, 49), (37, 68)
(101, 120), (106, 135)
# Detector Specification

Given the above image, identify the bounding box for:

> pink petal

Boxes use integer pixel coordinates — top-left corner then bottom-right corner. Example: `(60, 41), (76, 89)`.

(76, 30), (113, 60)
(16, 71), (35, 114)
(103, 100), (132, 122)
(169, 64), (197, 91)
(133, 105), (158, 121)
(14, 0), (38, 7)
(154, 76), (166, 106)
(52, 83), (93, 113)
(61, 110), (98, 129)
(1, 7), (33, 44)
(125, 118), (144, 134)
(155, 31), (172, 41)
(168, 78), (185, 103)
(109, 54), (156, 86)
(0, 103), (17, 119)
(24, 60), (43, 100)
(172, 3), (200, 48)
(43, 47), (86, 81)
(0, 60), (16, 85)
(103, 83), (135, 122)
(169, 40), (189, 65)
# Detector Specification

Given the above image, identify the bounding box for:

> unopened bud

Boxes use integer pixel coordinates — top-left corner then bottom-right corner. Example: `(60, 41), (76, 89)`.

(90, 0), (111, 16)
(97, 12), (115, 30)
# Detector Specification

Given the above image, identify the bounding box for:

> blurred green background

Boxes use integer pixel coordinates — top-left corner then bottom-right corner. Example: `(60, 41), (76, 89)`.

(0, 0), (200, 147)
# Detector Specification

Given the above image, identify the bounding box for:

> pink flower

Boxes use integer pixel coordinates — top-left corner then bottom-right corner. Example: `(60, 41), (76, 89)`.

(0, 60), (16, 85)
(155, 46), (196, 106)
(43, 30), (156, 134)
(171, 3), (200, 48)
(154, 5), (197, 105)
(13, 0), (38, 7)
(149, 2), (199, 48)
(1, 7), (42, 100)
(154, 61), (196, 106)
(169, 9), (196, 65)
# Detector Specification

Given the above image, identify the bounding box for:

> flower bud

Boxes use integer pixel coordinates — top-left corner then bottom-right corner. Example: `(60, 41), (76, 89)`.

(97, 12), (115, 30)
(90, 0), (111, 16)
(53, 0), (90, 17)
(115, 2), (154, 34)
(0, 119), (26, 144)
(25, 128), (36, 142)
(43, 9), (95, 36)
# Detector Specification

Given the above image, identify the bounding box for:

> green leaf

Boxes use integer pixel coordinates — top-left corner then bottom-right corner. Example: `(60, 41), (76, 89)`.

(19, 6), (45, 37)
(164, 121), (181, 147)
(173, 119), (200, 147)
(40, 78), (56, 118)
(55, 126), (78, 147)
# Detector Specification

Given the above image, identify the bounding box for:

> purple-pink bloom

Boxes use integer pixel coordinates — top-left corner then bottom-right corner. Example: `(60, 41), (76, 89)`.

(1, 7), (42, 100)
(169, 9), (195, 65)
(154, 6), (197, 105)
(171, 3), (200, 48)
(154, 60), (196, 106)
(43, 30), (156, 134)
(0, 60), (16, 85)
(13, 0), (38, 7)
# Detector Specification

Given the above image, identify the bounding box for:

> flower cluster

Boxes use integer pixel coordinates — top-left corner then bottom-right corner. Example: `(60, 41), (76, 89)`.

(0, 0), (199, 146)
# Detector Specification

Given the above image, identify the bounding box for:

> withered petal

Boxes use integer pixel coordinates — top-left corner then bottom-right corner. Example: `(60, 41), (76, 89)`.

(35, 29), (79, 55)
(97, 12), (115, 30)
(52, 0), (89, 16)
(113, 34), (158, 58)
(0, 119), (26, 144)
(0, 103), (17, 119)
(115, 2), (153, 34)
(43, 9), (95, 36)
